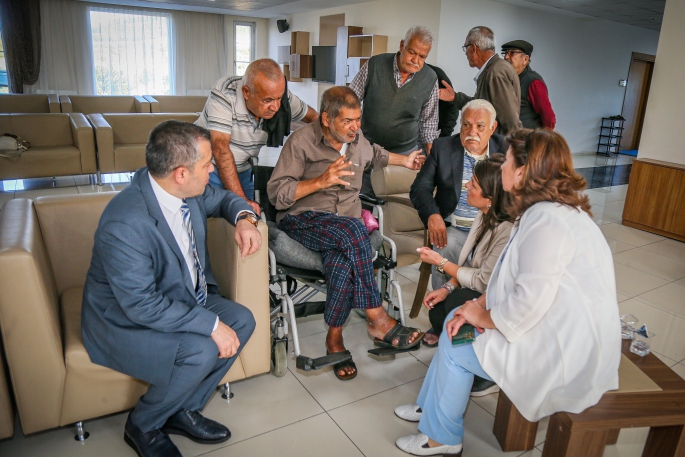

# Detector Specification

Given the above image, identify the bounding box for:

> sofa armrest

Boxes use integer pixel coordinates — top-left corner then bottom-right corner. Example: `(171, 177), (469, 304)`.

(0, 199), (66, 434)
(134, 95), (151, 113)
(48, 94), (61, 113)
(70, 113), (97, 174)
(144, 95), (160, 113)
(207, 219), (270, 381)
(87, 114), (115, 173)
(59, 95), (72, 113)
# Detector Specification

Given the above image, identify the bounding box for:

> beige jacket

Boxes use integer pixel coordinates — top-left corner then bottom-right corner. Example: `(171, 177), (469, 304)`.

(456, 211), (513, 292)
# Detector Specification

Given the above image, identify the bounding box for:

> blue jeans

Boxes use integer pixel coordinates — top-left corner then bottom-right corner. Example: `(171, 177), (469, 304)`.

(209, 167), (254, 200)
(416, 321), (493, 445)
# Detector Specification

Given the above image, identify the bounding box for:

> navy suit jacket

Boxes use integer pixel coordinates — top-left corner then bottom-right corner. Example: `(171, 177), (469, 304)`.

(81, 168), (253, 386)
(410, 133), (507, 226)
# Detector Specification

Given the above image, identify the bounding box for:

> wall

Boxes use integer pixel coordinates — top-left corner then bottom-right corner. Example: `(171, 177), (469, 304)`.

(269, 0), (659, 154)
(435, 0), (659, 153)
(635, 0), (685, 165)
(267, 0), (442, 109)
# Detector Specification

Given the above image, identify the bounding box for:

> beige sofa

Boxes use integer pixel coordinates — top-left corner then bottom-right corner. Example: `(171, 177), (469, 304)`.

(371, 166), (424, 267)
(0, 94), (61, 113)
(88, 113), (200, 173)
(0, 194), (269, 435)
(145, 95), (208, 113)
(0, 337), (13, 440)
(0, 113), (97, 180)
(59, 95), (150, 114)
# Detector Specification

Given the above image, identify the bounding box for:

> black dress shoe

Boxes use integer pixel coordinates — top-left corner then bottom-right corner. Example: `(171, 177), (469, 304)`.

(162, 409), (231, 444)
(124, 415), (182, 457)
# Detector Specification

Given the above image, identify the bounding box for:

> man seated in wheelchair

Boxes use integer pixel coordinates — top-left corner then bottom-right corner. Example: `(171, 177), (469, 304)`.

(267, 86), (426, 380)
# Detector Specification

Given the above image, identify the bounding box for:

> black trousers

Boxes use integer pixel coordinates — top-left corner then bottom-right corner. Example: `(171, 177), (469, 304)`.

(428, 287), (481, 334)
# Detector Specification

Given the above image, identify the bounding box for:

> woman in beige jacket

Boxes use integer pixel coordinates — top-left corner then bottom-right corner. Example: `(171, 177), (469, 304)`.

(420, 156), (513, 350)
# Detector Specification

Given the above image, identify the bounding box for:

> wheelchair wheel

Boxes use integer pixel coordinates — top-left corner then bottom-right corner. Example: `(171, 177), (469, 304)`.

(272, 340), (288, 377)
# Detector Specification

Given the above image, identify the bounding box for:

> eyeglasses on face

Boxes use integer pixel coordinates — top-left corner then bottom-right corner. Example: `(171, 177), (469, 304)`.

(462, 43), (473, 53)
(501, 50), (524, 57)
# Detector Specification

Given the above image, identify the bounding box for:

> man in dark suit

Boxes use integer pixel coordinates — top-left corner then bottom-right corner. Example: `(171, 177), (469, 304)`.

(82, 121), (262, 457)
(410, 99), (507, 291)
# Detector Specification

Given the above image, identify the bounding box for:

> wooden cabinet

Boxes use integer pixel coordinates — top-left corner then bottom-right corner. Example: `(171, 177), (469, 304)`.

(289, 54), (312, 79)
(277, 46), (291, 65)
(336, 26), (363, 86)
(335, 27), (387, 86)
(623, 158), (685, 241)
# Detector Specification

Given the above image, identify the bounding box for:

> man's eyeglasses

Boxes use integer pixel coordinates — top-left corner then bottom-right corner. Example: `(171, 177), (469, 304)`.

(501, 50), (524, 58)
(462, 43), (473, 53)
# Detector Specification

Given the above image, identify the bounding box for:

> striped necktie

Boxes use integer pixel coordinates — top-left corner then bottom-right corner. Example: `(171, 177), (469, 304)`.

(180, 199), (207, 307)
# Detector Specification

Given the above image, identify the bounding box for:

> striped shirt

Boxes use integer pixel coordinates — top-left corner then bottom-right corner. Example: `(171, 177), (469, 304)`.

(349, 53), (439, 146)
(452, 148), (488, 231)
(195, 75), (308, 172)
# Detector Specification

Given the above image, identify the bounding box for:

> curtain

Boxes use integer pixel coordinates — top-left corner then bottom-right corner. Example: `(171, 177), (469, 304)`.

(25, 0), (94, 95)
(0, 0), (41, 93)
(171, 10), (228, 95)
(89, 6), (172, 95)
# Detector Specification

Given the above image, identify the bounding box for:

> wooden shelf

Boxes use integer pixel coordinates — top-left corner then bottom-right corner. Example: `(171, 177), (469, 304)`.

(289, 54), (312, 79)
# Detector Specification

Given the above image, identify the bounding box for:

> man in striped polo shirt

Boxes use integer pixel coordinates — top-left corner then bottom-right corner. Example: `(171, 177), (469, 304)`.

(410, 99), (507, 290)
(196, 59), (318, 213)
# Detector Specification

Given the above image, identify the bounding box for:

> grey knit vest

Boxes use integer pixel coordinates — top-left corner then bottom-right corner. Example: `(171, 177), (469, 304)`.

(361, 53), (437, 152)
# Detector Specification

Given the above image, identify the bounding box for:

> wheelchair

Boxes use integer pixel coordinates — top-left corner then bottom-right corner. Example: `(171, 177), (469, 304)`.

(253, 163), (413, 377)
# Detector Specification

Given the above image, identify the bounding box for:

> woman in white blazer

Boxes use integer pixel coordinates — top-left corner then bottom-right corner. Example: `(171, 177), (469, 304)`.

(394, 129), (621, 457)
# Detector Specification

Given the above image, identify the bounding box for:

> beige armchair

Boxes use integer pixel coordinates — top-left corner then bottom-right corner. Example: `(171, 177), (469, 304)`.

(0, 113), (97, 180)
(370, 166), (425, 267)
(0, 337), (13, 440)
(0, 94), (60, 113)
(144, 95), (208, 113)
(88, 113), (200, 173)
(59, 95), (150, 114)
(0, 194), (269, 436)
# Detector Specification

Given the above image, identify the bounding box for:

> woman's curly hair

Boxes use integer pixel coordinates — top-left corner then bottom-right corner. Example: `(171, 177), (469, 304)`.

(505, 128), (592, 219)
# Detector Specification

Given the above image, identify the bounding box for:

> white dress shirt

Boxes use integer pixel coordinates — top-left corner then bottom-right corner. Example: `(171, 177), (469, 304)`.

(149, 174), (219, 331)
(474, 54), (496, 84)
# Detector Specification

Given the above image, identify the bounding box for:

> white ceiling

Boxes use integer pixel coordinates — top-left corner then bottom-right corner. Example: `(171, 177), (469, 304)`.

(493, 0), (665, 31)
(83, 0), (665, 31)
(82, 0), (376, 17)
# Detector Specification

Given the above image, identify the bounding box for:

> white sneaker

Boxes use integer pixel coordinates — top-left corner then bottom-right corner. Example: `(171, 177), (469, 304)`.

(394, 403), (422, 422)
(395, 433), (463, 456)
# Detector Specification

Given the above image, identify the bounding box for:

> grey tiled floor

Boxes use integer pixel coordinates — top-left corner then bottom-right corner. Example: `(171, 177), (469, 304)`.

(2, 154), (684, 456)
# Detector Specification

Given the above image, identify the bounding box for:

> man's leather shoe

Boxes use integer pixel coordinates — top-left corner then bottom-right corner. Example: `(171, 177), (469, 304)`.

(162, 409), (231, 444)
(124, 415), (182, 457)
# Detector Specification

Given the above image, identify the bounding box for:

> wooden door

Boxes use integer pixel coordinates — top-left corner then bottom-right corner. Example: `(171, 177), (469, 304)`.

(621, 52), (655, 150)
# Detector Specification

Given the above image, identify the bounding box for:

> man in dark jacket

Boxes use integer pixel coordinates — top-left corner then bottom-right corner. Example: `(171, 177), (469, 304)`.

(410, 99), (507, 291)
(501, 40), (556, 129)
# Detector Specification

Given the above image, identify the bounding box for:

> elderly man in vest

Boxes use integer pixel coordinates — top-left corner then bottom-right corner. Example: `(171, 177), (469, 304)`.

(501, 40), (556, 129)
(440, 26), (522, 135)
(349, 25), (439, 195)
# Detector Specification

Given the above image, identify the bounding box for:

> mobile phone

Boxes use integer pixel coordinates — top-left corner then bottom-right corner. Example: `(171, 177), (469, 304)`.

(451, 323), (476, 346)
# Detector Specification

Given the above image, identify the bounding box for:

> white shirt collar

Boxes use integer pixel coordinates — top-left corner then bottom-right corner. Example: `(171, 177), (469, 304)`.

(474, 54), (496, 84)
(148, 172), (184, 214)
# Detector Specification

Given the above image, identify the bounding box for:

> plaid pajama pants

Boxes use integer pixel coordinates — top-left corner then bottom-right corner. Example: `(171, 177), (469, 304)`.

(279, 211), (382, 327)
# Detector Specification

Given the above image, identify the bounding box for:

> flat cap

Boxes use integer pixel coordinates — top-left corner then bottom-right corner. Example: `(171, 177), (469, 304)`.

(501, 40), (533, 56)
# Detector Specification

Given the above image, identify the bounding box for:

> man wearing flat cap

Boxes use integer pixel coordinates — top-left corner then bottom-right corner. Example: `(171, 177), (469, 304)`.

(501, 40), (556, 129)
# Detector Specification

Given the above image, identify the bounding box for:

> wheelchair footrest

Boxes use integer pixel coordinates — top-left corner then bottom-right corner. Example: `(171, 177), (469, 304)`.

(367, 345), (420, 357)
(296, 352), (352, 372)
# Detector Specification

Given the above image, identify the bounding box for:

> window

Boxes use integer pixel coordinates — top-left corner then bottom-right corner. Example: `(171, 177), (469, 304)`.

(89, 8), (171, 95)
(234, 22), (255, 76)
(0, 29), (7, 93)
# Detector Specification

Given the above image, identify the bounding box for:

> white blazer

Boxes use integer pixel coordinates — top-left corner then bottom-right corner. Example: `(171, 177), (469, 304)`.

(474, 202), (621, 422)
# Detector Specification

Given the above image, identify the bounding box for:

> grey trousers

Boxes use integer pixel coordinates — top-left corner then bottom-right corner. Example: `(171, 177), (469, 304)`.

(130, 294), (256, 432)
(431, 226), (469, 291)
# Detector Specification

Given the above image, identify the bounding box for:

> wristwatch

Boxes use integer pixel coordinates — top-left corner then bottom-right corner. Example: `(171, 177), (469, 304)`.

(437, 257), (449, 273)
(237, 212), (259, 227)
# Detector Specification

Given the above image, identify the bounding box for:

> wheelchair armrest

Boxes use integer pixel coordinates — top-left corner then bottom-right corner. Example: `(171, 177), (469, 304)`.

(359, 193), (385, 206)
(379, 195), (416, 208)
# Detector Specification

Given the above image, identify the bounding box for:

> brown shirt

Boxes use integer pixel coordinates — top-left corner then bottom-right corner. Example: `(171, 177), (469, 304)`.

(268, 121), (389, 223)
